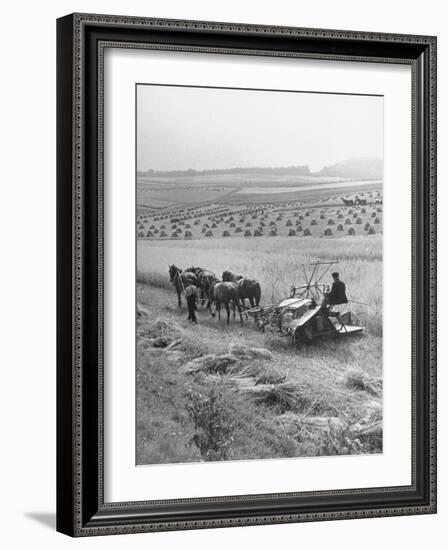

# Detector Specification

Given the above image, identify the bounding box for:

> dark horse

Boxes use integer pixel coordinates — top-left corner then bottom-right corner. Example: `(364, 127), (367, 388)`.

(211, 281), (243, 325)
(222, 270), (261, 309)
(198, 270), (219, 310)
(168, 264), (198, 307)
(185, 266), (206, 302)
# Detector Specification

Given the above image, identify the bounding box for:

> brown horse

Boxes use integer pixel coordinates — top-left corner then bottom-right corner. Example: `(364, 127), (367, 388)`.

(185, 266), (206, 301)
(222, 270), (261, 309)
(211, 281), (243, 325)
(198, 270), (219, 310)
(168, 264), (198, 307)
(184, 266), (205, 278)
(222, 270), (243, 282)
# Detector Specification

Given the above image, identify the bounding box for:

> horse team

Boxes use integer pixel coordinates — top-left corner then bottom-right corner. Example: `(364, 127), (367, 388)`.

(168, 264), (261, 325)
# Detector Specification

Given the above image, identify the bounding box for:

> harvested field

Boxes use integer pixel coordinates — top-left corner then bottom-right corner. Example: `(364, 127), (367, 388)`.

(136, 284), (382, 464)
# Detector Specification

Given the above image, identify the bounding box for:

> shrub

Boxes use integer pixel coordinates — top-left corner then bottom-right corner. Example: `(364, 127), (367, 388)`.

(186, 387), (235, 461)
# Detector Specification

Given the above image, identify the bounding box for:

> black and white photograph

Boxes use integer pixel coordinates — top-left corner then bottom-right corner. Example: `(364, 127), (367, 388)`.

(136, 84), (384, 465)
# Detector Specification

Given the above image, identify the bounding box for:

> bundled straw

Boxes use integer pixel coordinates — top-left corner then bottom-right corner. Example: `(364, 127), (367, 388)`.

(240, 382), (312, 412)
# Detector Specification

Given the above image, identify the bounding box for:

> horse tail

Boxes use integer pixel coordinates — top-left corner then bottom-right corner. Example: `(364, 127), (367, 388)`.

(255, 282), (261, 307)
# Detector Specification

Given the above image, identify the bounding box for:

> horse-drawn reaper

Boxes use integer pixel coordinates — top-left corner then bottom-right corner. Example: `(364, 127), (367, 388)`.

(246, 261), (364, 346)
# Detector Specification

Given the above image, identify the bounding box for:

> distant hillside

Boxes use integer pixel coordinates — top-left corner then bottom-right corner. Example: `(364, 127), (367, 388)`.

(318, 158), (383, 180)
(138, 165), (310, 178)
(138, 158), (383, 180)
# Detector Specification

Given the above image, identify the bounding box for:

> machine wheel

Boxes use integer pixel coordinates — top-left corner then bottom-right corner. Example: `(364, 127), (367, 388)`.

(291, 327), (305, 347)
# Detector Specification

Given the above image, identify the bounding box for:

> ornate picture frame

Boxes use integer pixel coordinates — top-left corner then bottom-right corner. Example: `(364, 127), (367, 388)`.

(57, 13), (436, 536)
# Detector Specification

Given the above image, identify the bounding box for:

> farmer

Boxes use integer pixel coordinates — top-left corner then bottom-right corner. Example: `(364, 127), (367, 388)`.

(185, 283), (198, 324)
(322, 272), (348, 309)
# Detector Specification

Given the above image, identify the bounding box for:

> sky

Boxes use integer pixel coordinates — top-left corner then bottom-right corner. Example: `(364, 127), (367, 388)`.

(137, 84), (383, 173)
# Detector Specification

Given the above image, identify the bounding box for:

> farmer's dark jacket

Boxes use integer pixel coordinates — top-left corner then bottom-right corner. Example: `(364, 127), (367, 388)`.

(327, 279), (348, 305)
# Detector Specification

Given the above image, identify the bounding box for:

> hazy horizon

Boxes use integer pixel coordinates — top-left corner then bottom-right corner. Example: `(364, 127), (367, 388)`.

(137, 84), (383, 173)
(137, 157), (381, 176)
